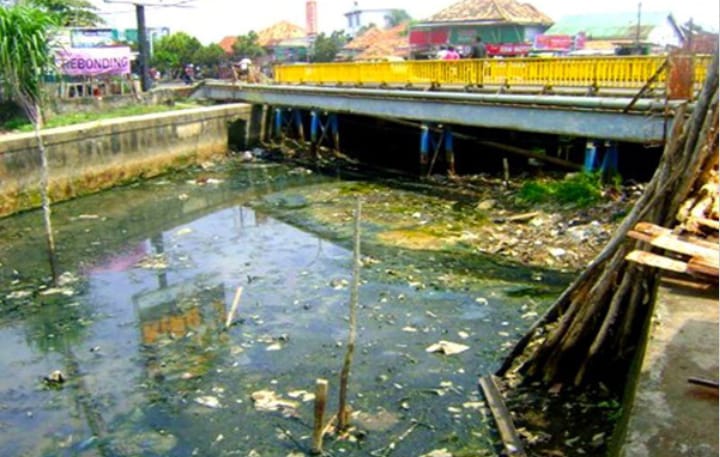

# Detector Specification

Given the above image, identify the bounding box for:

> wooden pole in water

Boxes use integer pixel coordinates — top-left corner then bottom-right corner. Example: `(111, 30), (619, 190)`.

(311, 378), (329, 454)
(503, 157), (510, 186)
(337, 198), (361, 432)
(225, 286), (244, 328)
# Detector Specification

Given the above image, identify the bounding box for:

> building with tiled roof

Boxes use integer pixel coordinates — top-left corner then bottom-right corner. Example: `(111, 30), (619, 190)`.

(352, 24), (410, 61)
(409, 0), (553, 58)
(218, 35), (237, 54)
(256, 21), (306, 47)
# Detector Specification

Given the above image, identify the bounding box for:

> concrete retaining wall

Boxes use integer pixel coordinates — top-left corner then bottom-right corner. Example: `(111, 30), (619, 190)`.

(0, 103), (251, 218)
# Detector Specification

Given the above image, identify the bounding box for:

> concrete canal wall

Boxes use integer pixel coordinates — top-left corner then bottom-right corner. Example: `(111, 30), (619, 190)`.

(0, 103), (253, 218)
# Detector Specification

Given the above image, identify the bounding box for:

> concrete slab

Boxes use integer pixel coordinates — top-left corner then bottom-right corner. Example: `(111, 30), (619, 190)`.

(621, 280), (719, 457)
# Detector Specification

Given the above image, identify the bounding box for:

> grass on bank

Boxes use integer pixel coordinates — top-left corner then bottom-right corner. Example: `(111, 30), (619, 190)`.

(1, 101), (201, 133)
(517, 172), (609, 208)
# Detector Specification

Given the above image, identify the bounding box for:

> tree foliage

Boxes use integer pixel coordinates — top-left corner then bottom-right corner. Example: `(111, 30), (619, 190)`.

(384, 9), (412, 27)
(151, 32), (202, 77)
(311, 31), (348, 63)
(26, 0), (104, 27)
(232, 31), (265, 59)
(0, 4), (57, 110)
(193, 43), (226, 68)
(0, 3), (59, 281)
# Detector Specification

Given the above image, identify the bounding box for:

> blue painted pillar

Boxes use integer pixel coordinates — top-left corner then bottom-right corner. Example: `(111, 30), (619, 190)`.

(584, 140), (598, 172)
(310, 111), (319, 143)
(274, 108), (283, 140)
(444, 126), (456, 176)
(330, 114), (340, 153)
(420, 124), (430, 175)
(601, 141), (619, 176)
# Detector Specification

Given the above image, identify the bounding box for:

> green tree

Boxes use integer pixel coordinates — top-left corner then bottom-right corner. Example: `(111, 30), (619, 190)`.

(151, 31), (202, 78)
(27, 0), (105, 26)
(232, 31), (265, 59)
(311, 30), (348, 63)
(384, 9), (411, 27)
(0, 4), (60, 281)
(193, 43), (227, 78)
(193, 43), (226, 67)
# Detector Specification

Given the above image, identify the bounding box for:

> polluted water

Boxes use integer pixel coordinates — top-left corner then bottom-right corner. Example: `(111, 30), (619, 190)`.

(0, 159), (568, 456)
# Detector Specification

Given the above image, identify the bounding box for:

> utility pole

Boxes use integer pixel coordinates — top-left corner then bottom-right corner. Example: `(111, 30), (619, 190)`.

(104, 0), (194, 92)
(135, 4), (151, 91)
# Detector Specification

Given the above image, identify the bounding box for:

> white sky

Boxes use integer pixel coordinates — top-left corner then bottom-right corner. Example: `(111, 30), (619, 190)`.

(92, 0), (720, 44)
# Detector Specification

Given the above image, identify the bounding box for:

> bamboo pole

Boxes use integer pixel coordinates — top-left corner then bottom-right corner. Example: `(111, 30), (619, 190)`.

(225, 286), (244, 328)
(337, 198), (361, 432)
(479, 376), (526, 456)
(311, 378), (329, 455)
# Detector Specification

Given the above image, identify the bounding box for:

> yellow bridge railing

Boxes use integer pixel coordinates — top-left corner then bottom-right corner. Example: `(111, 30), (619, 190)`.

(275, 55), (711, 92)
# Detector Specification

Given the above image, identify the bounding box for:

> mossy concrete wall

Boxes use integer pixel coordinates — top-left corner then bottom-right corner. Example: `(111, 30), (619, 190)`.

(0, 103), (251, 218)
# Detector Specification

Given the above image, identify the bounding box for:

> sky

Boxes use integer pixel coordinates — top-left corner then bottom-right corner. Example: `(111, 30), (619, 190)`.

(92, 0), (720, 45)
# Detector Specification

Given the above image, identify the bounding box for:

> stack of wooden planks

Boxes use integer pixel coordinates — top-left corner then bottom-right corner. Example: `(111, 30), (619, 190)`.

(626, 222), (718, 281)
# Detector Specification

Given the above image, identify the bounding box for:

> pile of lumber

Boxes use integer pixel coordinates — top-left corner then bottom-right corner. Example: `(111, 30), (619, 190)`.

(677, 153), (719, 233)
(626, 152), (719, 282)
(626, 222), (718, 280)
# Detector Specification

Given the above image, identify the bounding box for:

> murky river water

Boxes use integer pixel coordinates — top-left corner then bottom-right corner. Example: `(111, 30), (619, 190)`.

(0, 160), (568, 456)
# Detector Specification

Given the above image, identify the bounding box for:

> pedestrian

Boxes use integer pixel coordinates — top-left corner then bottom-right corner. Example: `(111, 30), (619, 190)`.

(444, 46), (460, 60)
(182, 64), (194, 84)
(436, 45), (448, 60)
(470, 36), (487, 59)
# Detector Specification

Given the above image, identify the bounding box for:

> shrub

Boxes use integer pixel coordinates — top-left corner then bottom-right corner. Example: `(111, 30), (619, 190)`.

(518, 172), (603, 207)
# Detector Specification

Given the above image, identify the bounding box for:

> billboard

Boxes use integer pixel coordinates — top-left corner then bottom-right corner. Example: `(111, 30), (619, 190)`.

(70, 28), (118, 48)
(56, 47), (132, 76)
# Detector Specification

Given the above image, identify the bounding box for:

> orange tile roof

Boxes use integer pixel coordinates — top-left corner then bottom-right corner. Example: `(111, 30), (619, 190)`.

(344, 27), (384, 50)
(218, 35), (237, 54)
(426, 0), (552, 25)
(352, 24), (410, 60)
(256, 21), (306, 47)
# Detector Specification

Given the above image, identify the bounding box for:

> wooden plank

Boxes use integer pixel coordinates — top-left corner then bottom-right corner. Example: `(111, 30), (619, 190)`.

(687, 257), (720, 278)
(627, 230), (654, 243)
(649, 234), (719, 267)
(626, 250), (689, 273)
(696, 217), (720, 230)
(478, 376), (527, 457)
(633, 222), (719, 250)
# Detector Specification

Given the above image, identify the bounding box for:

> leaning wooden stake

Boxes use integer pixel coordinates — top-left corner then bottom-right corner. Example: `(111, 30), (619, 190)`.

(311, 378), (329, 455)
(337, 198), (362, 432)
(225, 286), (244, 328)
(479, 376), (526, 457)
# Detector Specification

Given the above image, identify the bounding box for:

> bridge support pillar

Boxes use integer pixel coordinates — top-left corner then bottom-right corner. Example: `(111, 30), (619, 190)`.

(420, 123), (456, 177)
(246, 104), (266, 147)
(585, 140), (619, 178)
(444, 126), (456, 177)
(584, 140), (599, 172)
(309, 111), (340, 156)
(600, 141), (619, 178)
(293, 110), (305, 142)
(273, 108), (306, 143)
(419, 124), (431, 176)
(274, 108), (283, 140)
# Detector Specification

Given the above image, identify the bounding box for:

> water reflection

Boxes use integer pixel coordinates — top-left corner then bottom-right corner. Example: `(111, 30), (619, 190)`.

(0, 164), (556, 456)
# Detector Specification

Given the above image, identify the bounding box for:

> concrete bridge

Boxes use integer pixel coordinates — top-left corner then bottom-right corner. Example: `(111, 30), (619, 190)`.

(192, 55), (710, 174)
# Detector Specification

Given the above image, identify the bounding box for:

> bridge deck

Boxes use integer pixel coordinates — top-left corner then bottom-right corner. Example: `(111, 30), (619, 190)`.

(197, 82), (682, 143)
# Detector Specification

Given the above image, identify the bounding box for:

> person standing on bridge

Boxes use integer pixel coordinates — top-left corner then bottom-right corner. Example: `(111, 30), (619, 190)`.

(470, 36), (487, 59)
(444, 46), (460, 60)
